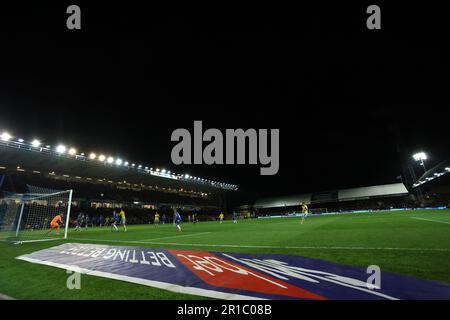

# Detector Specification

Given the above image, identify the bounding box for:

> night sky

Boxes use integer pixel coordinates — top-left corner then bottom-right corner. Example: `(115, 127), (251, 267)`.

(0, 3), (448, 197)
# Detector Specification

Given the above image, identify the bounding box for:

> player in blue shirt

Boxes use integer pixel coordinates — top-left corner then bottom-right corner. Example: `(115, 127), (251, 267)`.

(84, 214), (90, 229)
(233, 210), (238, 224)
(174, 209), (182, 232)
(110, 210), (119, 232)
(74, 212), (83, 231)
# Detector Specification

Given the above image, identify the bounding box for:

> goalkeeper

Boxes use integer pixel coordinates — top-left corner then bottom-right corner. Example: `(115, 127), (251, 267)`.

(47, 213), (64, 235)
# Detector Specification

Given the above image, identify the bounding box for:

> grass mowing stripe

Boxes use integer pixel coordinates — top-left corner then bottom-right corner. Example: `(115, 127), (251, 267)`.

(410, 217), (450, 225)
(139, 232), (212, 241)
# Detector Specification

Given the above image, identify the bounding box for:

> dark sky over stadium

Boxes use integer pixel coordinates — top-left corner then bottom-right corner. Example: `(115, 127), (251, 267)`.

(0, 3), (449, 197)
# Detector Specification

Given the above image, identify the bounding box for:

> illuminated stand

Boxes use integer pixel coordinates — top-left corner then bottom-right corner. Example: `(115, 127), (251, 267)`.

(0, 130), (237, 191)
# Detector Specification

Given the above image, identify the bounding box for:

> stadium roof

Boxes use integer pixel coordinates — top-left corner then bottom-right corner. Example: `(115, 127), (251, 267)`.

(412, 160), (450, 188)
(0, 140), (236, 193)
(337, 183), (409, 201)
(254, 183), (409, 208)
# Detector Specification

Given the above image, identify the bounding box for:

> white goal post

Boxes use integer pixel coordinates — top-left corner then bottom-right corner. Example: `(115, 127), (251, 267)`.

(0, 189), (73, 244)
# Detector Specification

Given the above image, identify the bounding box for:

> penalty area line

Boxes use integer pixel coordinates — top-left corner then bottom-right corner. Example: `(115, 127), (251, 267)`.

(68, 237), (450, 252)
(410, 217), (450, 225)
(72, 232), (212, 245)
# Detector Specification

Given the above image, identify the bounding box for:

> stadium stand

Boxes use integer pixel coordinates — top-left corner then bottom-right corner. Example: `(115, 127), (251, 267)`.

(252, 183), (412, 216)
(0, 141), (235, 224)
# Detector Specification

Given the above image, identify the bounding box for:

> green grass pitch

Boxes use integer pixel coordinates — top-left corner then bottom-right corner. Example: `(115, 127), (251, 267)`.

(1, 210), (450, 299)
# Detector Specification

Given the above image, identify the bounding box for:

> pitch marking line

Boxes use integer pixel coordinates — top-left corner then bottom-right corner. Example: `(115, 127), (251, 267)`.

(69, 238), (450, 252)
(0, 293), (15, 300)
(73, 232), (212, 244)
(410, 217), (450, 225)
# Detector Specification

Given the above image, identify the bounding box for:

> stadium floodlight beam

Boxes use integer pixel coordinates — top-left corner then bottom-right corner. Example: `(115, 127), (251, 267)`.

(56, 145), (66, 154)
(413, 152), (427, 161)
(0, 132), (12, 141)
(31, 139), (41, 147)
(412, 152), (427, 172)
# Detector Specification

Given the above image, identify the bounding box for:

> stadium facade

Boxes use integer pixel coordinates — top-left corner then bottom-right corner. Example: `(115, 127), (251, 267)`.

(251, 183), (411, 215)
(0, 139), (238, 223)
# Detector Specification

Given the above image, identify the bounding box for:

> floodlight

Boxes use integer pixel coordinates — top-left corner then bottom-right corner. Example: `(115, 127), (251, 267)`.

(98, 154), (106, 162)
(56, 145), (66, 153)
(89, 153), (96, 160)
(115, 158), (123, 165)
(107, 156), (114, 164)
(68, 148), (77, 155)
(18, 138), (24, 143)
(0, 132), (11, 141)
(31, 139), (41, 147)
(124, 161), (129, 166)
(413, 152), (427, 161)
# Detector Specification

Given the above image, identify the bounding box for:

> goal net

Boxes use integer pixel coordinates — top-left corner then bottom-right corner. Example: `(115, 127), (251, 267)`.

(0, 185), (72, 244)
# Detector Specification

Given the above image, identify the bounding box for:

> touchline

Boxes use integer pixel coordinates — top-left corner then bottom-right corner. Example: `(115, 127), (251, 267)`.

(171, 121), (279, 175)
